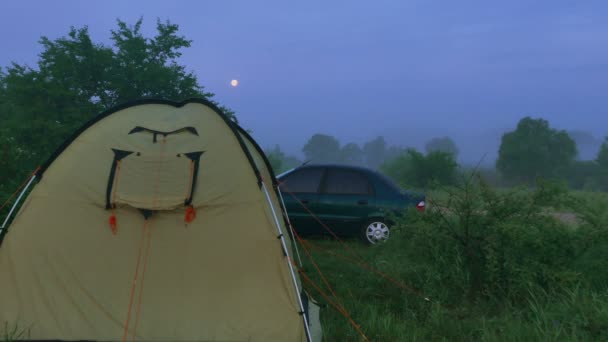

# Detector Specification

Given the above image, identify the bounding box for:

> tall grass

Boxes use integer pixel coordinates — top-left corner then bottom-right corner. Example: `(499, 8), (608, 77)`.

(299, 176), (608, 341)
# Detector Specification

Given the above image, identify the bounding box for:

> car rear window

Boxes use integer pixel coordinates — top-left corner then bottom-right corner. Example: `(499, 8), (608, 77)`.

(280, 168), (324, 193)
(324, 169), (371, 195)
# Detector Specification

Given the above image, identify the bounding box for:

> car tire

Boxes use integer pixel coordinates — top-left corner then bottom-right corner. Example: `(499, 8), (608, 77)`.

(360, 219), (390, 245)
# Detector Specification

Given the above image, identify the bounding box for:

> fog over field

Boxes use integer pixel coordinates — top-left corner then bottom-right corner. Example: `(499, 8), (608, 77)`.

(2, 1), (607, 166)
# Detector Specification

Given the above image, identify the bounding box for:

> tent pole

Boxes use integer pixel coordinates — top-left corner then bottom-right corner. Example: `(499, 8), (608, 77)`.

(1, 175), (37, 231)
(277, 185), (304, 267)
(261, 183), (313, 342)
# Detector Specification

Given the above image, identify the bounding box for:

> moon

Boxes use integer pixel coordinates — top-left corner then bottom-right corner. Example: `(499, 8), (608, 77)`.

(230, 79), (239, 87)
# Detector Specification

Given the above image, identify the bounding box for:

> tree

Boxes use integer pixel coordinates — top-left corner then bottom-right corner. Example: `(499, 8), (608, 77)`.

(0, 136), (24, 197)
(596, 137), (608, 166)
(380, 149), (458, 189)
(264, 145), (302, 174)
(379, 152), (412, 188)
(425, 136), (459, 158)
(302, 134), (341, 164)
(384, 145), (407, 164)
(496, 117), (577, 184)
(596, 137), (608, 191)
(363, 136), (387, 169)
(265, 145), (285, 173)
(339, 143), (363, 165)
(0, 18), (230, 188)
(408, 150), (458, 188)
(280, 155), (302, 172)
(567, 160), (600, 191)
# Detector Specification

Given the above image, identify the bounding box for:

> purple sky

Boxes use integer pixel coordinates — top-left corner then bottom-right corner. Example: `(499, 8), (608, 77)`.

(2, 1), (607, 163)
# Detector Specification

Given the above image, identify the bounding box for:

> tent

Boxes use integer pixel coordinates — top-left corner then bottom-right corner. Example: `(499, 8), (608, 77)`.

(0, 99), (322, 341)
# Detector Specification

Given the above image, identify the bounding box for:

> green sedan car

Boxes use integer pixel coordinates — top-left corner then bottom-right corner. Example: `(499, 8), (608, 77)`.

(277, 164), (425, 244)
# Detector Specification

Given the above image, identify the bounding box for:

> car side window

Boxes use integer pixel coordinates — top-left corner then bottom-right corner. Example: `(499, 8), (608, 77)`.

(324, 169), (372, 195)
(280, 168), (324, 193)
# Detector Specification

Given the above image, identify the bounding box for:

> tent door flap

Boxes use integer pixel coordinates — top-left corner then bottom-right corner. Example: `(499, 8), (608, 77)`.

(106, 149), (204, 210)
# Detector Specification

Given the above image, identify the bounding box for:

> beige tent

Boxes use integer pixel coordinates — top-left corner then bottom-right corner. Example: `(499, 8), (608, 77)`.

(0, 99), (322, 341)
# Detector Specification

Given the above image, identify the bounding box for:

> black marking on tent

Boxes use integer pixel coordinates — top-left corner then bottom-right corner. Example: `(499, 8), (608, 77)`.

(184, 151), (205, 206)
(300, 291), (310, 323)
(129, 126), (199, 143)
(140, 209), (154, 220)
(105, 149), (134, 209)
(37, 98), (263, 188)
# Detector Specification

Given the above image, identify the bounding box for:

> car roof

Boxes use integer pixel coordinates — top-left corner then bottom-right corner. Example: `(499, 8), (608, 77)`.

(280, 163), (378, 177)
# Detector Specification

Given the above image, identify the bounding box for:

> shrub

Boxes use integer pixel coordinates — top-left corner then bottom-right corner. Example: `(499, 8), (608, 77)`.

(394, 175), (580, 304)
(380, 149), (458, 189)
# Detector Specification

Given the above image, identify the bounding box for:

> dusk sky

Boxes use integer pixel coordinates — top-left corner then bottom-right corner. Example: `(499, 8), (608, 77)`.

(2, 1), (607, 163)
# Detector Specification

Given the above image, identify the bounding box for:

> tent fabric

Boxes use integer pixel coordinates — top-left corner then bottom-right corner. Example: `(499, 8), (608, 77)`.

(0, 99), (321, 341)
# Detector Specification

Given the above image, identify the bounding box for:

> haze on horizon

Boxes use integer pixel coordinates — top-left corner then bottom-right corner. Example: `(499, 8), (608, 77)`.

(1, 0), (607, 165)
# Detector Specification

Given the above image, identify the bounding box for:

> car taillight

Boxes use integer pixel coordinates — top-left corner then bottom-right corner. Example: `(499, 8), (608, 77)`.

(416, 200), (425, 212)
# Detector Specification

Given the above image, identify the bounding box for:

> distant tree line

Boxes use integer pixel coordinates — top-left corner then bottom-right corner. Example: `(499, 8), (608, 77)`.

(267, 118), (608, 192)
(265, 134), (461, 188)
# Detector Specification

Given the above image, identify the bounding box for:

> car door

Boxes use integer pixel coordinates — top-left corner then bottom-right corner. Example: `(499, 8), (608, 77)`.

(277, 167), (326, 235)
(316, 168), (376, 236)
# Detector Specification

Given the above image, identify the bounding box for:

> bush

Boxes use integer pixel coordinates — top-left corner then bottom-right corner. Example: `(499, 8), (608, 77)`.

(566, 160), (600, 191)
(380, 149), (458, 189)
(394, 176), (583, 304)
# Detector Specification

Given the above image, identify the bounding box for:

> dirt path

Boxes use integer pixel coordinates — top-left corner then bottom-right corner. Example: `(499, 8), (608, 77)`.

(427, 204), (581, 226)
(549, 212), (579, 225)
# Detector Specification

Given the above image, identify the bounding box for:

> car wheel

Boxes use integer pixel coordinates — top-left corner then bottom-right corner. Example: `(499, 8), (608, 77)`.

(361, 220), (390, 245)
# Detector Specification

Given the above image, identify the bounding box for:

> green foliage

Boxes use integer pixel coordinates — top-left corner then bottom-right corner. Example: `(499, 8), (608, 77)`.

(280, 155), (302, 173)
(567, 160), (600, 191)
(297, 134), (409, 169)
(380, 149), (458, 189)
(302, 134), (341, 164)
(402, 177), (579, 303)
(0, 137), (23, 195)
(298, 178), (608, 340)
(265, 145), (285, 173)
(425, 136), (459, 158)
(339, 142), (364, 165)
(379, 152), (412, 188)
(596, 137), (608, 191)
(497, 117), (577, 184)
(264, 145), (302, 174)
(383, 145), (408, 164)
(460, 166), (505, 188)
(565, 191), (608, 290)
(362, 136), (387, 169)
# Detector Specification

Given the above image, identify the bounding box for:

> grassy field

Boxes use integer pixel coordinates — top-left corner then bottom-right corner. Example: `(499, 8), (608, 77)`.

(302, 239), (608, 341)
(299, 182), (608, 341)
(3, 181), (608, 341)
